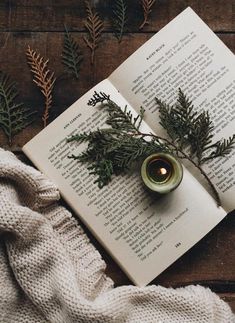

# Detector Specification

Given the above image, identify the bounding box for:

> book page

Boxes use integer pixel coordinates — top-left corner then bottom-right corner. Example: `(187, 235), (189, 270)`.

(23, 78), (226, 286)
(109, 7), (235, 212)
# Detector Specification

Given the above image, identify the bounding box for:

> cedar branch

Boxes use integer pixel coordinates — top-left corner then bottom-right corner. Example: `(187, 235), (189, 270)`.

(26, 46), (56, 127)
(83, 1), (104, 64)
(139, 0), (156, 30)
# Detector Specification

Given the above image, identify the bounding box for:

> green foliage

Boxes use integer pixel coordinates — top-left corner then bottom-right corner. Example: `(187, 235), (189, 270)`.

(156, 88), (234, 166)
(62, 25), (83, 79)
(202, 135), (235, 163)
(87, 91), (110, 106)
(112, 0), (128, 43)
(0, 71), (34, 145)
(68, 94), (167, 188)
(68, 89), (235, 203)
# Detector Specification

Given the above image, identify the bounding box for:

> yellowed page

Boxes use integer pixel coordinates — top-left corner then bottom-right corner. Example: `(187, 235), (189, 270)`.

(23, 79), (226, 286)
(109, 7), (235, 212)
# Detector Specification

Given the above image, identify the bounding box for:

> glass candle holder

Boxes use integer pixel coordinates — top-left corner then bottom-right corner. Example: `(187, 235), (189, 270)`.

(141, 153), (183, 194)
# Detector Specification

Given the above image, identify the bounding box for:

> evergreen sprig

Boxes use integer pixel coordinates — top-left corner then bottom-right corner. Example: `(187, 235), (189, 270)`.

(202, 135), (235, 163)
(0, 71), (34, 145)
(112, 0), (128, 43)
(68, 89), (235, 205)
(87, 91), (110, 106)
(83, 1), (104, 64)
(139, 0), (157, 30)
(156, 88), (234, 166)
(26, 46), (56, 128)
(62, 25), (83, 79)
(69, 131), (166, 188)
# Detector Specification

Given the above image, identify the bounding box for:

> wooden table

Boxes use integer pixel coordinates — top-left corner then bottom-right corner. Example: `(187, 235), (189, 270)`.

(0, 0), (234, 312)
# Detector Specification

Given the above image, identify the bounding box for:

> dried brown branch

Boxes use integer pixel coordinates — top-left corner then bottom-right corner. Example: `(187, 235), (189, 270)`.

(26, 46), (56, 127)
(83, 1), (104, 64)
(139, 0), (156, 30)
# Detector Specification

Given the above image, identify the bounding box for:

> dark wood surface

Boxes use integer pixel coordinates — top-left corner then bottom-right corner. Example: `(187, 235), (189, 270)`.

(0, 0), (234, 313)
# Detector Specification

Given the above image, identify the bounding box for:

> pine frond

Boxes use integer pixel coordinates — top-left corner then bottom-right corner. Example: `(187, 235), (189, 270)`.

(157, 89), (198, 149)
(188, 111), (214, 164)
(87, 91), (145, 133)
(105, 102), (145, 132)
(87, 91), (110, 106)
(156, 98), (179, 142)
(174, 89), (199, 148)
(88, 159), (114, 188)
(139, 0), (156, 30)
(67, 132), (92, 143)
(157, 88), (235, 167)
(202, 135), (235, 163)
(26, 46), (56, 128)
(83, 1), (104, 64)
(112, 0), (127, 43)
(69, 130), (165, 188)
(62, 25), (83, 79)
(113, 136), (168, 169)
(0, 71), (34, 145)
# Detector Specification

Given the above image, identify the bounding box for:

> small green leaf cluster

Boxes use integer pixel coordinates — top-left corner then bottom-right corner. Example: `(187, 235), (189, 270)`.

(62, 26), (83, 79)
(156, 88), (235, 166)
(0, 72), (34, 145)
(112, 0), (128, 43)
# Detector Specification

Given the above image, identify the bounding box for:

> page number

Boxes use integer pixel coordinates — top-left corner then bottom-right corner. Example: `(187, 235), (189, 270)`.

(175, 242), (182, 248)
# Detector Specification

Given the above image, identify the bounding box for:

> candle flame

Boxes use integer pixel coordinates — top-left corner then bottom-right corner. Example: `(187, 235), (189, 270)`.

(159, 167), (167, 175)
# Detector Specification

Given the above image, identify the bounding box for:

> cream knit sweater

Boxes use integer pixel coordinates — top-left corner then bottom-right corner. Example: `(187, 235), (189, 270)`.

(0, 148), (234, 323)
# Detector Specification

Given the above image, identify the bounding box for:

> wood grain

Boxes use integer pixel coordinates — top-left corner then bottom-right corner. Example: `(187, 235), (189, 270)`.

(0, 0), (234, 32)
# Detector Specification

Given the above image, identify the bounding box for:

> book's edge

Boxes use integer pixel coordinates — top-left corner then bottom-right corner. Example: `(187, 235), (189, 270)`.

(22, 79), (109, 150)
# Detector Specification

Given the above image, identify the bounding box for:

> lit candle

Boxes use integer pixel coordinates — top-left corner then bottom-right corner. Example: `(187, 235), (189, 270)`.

(141, 153), (183, 194)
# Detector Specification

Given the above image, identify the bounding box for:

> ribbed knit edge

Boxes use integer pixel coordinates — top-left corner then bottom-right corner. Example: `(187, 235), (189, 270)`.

(44, 204), (114, 299)
(0, 148), (114, 299)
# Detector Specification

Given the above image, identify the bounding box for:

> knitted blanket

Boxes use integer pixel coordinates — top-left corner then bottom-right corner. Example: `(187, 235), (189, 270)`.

(0, 148), (234, 323)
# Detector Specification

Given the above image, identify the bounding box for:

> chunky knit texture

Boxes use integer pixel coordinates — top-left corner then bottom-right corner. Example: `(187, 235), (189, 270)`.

(0, 148), (234, 323)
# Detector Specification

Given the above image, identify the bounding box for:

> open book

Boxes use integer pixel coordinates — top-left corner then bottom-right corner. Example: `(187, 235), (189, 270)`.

(23, 8), (235, 286)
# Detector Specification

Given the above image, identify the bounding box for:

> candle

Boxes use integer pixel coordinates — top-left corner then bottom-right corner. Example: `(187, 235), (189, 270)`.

(141, 153), (183, 194)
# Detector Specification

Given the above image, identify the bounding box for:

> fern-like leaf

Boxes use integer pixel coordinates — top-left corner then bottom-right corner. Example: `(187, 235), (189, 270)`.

(68, 130), (166, 188)
(87, 91), (110, 106)
(88, 91), (145, 133)
(157, 88), (235, 167)
(188, 111), (214, 163)
(112, 0), (127, 43)
(157, 89), (198, 149)
(88, 159), (114, 188)
(202, 135), (235, 163)
(156, 98), (179, 142)
(26, 46), (56, 128)
(0, 71), (34, 145)
(83, 1), (104, 64)
(62, 25), (83, 79)
(139, 0), (156, 30)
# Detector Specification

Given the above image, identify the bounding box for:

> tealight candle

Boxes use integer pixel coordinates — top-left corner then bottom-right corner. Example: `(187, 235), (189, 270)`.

(141, 153), (183, 194)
